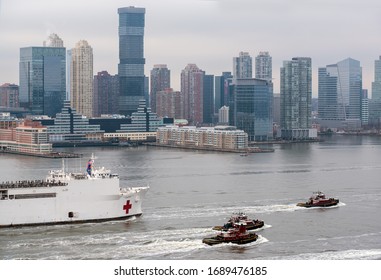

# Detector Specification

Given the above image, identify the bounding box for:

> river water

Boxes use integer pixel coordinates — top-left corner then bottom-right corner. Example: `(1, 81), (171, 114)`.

(1, 135), (381, 260)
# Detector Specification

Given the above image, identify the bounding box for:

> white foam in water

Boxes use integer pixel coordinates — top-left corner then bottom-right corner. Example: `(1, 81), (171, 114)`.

(116, 238), (206, 258)
(281, 249), (381, 260)
(146, 203), (306, 221)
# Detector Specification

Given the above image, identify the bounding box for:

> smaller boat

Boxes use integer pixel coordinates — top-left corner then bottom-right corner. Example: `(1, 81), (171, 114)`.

(203, 224), (258, 246)
(212, 212), (264, 231)
(297, 191), (339, 208)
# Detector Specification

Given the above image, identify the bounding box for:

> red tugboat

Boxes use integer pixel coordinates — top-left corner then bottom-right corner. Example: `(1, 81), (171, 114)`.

(203, 224), (258, 246)
(212, 212), (264, 231)
(297, 191), (339, 208)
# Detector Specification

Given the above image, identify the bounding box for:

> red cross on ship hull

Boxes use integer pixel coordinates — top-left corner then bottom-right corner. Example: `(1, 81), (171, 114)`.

(123, 200), (132, 214)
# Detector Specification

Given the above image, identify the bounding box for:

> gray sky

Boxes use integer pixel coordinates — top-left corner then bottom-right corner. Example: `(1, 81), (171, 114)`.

(0, 0), (380, 96)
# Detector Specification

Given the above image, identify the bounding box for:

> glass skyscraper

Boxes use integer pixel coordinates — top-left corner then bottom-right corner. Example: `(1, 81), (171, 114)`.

(318, 58), (362, 122)
(214, 72), (232, 113)
(232, 78), (273, 141)
(372, 56), (381, 101)
(19, 46), (66, 117)
(203, 74), (214, 124)
(118, 6), (146, 117)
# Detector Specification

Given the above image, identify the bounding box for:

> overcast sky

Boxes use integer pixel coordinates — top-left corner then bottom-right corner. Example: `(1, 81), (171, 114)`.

(0, 0), (380, 96)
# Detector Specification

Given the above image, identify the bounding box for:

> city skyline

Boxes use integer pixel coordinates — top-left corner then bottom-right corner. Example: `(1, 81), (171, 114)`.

(0, 0), (380, 96)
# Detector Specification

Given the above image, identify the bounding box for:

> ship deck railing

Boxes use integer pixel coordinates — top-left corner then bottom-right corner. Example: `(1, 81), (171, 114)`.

(0, 180), (68, 189)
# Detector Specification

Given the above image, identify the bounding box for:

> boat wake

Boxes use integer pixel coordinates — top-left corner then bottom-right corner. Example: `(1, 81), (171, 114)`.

(146, 203), (305, 221)
(269, 249), (381, 260)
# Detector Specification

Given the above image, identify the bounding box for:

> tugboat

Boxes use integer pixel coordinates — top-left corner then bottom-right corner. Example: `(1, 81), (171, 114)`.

(297, 191), (339, 208)
(203, 224), (258, 246)
(212, 212), (264, 231)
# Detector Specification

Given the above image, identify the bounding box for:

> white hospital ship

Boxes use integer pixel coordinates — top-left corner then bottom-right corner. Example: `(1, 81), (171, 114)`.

(0, 155), (149, 227)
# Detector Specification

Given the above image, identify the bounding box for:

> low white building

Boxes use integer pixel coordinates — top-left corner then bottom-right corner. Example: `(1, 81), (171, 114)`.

(157, 125), (248, 150)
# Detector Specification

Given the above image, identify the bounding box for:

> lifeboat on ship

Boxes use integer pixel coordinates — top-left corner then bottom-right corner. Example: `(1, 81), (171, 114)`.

(212, 212), (264, 231)
(203, 224), (258, 246)
(297, 191), (339, 208)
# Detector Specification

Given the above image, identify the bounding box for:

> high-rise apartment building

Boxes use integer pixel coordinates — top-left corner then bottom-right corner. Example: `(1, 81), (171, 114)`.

(218, 105), (229, 124)
(233, 52), (252, 79)
(156, 88), (182, 119)
(118, 6), (146, 116)
(70, 40), (94, 118)
(361, 89), (369, 126)
(181, 64), (204, 125)
(93, 71), (119, 117)
(214, 72), (232, 113)
(0, 83), (19, 108)
(255, 51), (272, 82)
(372, 56), (381, 101)
(232, 78), (273, 141)
(150, 64), (170, 113)
(280, 57), (313, 139)
(19, 36), (66, 117)
(318, 58), (362, 126)
(43, 33), (64, 48)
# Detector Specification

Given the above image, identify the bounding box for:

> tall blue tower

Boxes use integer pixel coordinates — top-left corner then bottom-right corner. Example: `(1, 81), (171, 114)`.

(118, 6), (146, 116)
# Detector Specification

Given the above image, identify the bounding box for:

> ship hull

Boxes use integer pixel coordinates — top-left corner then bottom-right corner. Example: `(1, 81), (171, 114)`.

(297, 199), (339, 208)
(0, 177), (148, 227)
(202, 233), (258, 246)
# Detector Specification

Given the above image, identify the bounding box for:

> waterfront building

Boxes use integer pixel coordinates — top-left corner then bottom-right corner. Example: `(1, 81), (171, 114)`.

(255, 51), (272, 82)
(233, 52), (252, 79)
(19, 36), (66, 117)
(0, 112), (19, 129)
(230, 78), (273, 141)
(118, 99), (163, 132)
(93, 71), (119, 117)
(150, 64), (170, 113)
(156, 88), (182, 119)
(0, 117), (52, 155)
(46, 101), (104, 143)
(89, 116), (131, 133)
(218, 106), (229, 125)
(118, 6), (146, 116)
(181, 64), (204, 125)
(156, 125), (248, 150)
(70, 40), (94, 118)
(372, 56), (381, 101)
(203, 74), (214, 124)
(368, 99), (381, 128)
(318, 58), (362, 130)
(280, 57), (315, 139)
(0, 83), (19, 108)
(214, 72), (232, 113)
